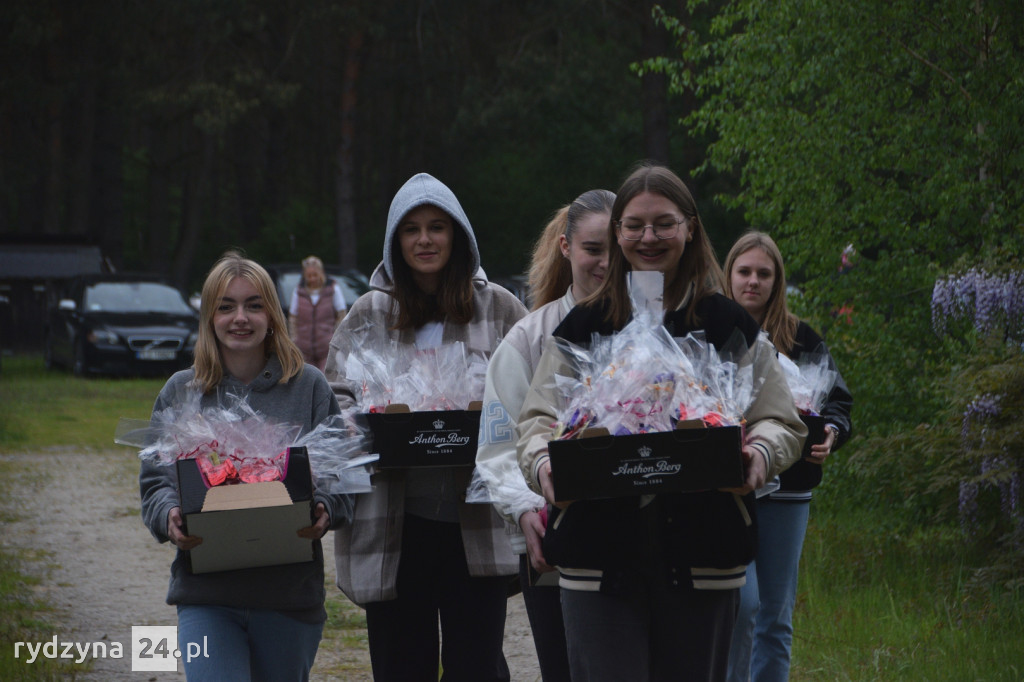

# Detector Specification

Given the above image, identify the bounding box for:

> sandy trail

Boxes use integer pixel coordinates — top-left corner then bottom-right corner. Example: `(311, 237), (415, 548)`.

(0, 448), (540, 681)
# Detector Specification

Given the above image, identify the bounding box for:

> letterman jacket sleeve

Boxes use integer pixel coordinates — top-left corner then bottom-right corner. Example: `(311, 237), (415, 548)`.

(743, 333), (807, 480)
(516, 336), (571, 496)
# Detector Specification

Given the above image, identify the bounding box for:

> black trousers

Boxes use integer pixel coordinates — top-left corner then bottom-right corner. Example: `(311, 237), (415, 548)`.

(364, 514), (511, 682)
(519, 554), (572, 682)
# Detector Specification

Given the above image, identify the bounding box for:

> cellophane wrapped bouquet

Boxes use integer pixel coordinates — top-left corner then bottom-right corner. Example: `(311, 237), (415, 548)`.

(115, 386), (377, 494)
(777, 347), (837, 416)
(551, 316), (763, 440)
(337, 323), (488, 412)
(550, 270), (763, 438)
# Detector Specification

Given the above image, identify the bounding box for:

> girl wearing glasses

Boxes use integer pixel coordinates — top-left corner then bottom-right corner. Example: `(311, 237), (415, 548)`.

(324, 173), (527, 681)
(516, 163), (804, 681)
(476, 189), (615, 682)
(723, 231), (852, 682)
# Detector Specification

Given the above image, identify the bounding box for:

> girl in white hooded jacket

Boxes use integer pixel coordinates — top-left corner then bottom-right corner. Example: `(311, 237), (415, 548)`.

(476, 189), (614, 681)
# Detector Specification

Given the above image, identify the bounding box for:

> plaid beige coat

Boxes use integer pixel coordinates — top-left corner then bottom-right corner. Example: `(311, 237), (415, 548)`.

(324, 265), (527, 605)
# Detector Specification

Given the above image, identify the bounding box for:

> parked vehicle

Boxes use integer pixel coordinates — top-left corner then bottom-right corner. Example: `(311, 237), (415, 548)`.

(492, 274), (530, 307)
(44, 274), (199, 377)
(264, 264), (370, 315)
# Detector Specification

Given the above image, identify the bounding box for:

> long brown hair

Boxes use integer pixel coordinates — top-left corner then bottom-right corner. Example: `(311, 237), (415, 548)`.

(723, 230), (799, 356)
(389, 218), (475, 329)
(193, 251), (305, 393)
(528, 189), (615, 310)
(585, 163), (725, 327)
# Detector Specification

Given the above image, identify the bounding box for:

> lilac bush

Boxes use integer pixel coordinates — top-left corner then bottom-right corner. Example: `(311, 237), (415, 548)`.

(936, 269), (1024, 543)
(932, 268), (1024, 341)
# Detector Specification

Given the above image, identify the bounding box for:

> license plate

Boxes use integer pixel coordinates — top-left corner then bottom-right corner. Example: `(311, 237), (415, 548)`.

(138, 349), (176, 361)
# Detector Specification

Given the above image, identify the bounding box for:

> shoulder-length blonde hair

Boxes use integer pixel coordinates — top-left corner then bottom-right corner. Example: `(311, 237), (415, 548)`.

(528, 189), (615, 310)
(723, 230), (799, 356)
(585, 163), (725, 327)
(193, 251), (305, 393)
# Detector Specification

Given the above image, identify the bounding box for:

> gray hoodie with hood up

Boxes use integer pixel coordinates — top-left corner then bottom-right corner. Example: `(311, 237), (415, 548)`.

(324, 172), (527, 605)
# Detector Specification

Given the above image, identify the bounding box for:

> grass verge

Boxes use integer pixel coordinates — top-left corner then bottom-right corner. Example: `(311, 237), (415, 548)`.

(0, 354), (166, 452)
(0, 353), (372, 679)
(791, 501), (1024, 680)
(0, 460), (87, 680)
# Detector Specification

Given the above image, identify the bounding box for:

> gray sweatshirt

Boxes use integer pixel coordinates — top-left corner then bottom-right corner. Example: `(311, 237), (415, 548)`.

(139, 355), (351, 623)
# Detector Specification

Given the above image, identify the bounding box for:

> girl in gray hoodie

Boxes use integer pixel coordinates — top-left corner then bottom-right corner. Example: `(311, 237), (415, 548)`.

(324, 173), (527, 681)
(140, 252), (352, 681)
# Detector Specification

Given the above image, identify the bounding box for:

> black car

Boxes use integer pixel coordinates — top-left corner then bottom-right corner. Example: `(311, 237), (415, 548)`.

(44, 274), (199, 377)
(265, 264), (370, 316)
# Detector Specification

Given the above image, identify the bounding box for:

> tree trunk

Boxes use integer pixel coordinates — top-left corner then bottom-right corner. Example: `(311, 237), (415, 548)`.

(43, 39), (64, 235)
(91, 78), (125, 270)
(69, 71), (97, 238)
(171, 131), (215, 290)
(145, 124), (172, 276)
(335, 31), (365, 271)
(640, 0), (670, 165)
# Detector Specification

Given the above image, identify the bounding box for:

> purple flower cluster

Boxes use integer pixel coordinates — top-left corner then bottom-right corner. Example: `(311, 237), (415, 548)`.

(959, 394), (1021, 538)
(959, 480), (979, 538)
(961, 393), (1002, 445)
(932, 268), (1024, 340)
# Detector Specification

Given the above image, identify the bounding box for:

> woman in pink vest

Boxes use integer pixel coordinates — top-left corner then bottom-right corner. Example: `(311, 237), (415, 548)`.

(288, 255), (347, 371)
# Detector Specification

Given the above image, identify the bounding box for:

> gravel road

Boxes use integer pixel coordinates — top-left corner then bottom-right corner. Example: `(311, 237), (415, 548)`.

(0, 447), (541, 681)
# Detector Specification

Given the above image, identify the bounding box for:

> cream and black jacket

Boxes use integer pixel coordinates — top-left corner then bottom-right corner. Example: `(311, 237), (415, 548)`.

(516, 292), (805, 592)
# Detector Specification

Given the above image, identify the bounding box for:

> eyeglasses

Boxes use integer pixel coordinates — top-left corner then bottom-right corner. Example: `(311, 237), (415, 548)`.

(616, 219), (684, 241)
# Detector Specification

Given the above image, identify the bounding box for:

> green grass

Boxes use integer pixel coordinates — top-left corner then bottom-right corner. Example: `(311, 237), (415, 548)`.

(791, 502), (1024, 680)
(0, 460), (88, 681)
(0, 354), (166, 451)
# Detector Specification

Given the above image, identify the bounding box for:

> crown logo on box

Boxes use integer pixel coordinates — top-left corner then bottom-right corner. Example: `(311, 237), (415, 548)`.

(433, 419), (445, 430)
(638, 445), (652, 458)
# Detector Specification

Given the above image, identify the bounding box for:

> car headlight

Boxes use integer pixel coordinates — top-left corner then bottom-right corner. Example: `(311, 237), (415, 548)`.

(87, 328), (120, 345)
(186, 331), (199, 349)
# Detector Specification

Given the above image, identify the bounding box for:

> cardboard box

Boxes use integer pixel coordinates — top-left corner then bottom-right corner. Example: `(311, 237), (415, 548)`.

(547, 421), (744, 501)
(177, 446), (315, 574)
(362, 402), (482, 468)
(799, 414), (826, 458)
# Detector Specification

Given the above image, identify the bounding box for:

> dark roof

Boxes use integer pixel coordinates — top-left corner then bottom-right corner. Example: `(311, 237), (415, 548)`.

(0, 244), (104, 280)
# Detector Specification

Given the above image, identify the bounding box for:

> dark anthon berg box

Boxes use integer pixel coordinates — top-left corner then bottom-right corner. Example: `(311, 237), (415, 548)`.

(799, 414), (826, 458)
(361, 402), (482, 468)
(177, 446), (315, 574)
(547, 421), (744, 501)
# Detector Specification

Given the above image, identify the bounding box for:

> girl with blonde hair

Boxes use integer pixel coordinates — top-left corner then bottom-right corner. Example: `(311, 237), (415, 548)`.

(140, 250), (351, 681)
(477, 188), (614, 681)
(723, 231), (853, 682)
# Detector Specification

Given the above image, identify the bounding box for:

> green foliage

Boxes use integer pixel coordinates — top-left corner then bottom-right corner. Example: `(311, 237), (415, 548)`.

(648, 0), (1024, 592)
(248, 199), (336, 266)
(652, 0), (1024, 428)
(0, 356), (165, 452)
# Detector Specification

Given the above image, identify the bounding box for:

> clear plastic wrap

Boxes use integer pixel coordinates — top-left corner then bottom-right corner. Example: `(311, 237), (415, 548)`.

(549, 316), (763, 438)
(114, 386), (376, 494)
(336, 323), (488, 411)
(778, 349), (837, 415)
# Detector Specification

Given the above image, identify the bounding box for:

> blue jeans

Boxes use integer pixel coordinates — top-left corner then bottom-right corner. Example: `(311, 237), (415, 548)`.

(176, 605), (323, 682)
(727, 498), (810, 682)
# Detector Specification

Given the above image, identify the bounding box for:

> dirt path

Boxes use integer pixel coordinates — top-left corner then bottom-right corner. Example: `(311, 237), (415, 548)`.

(0, 448), (540, 681)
